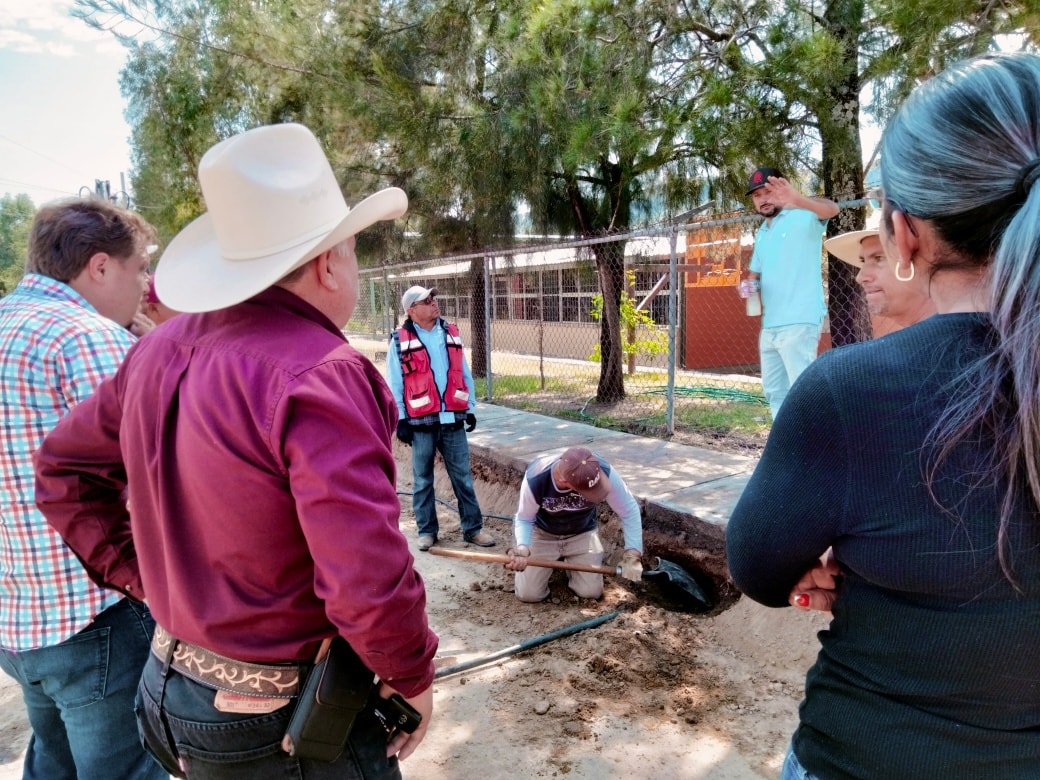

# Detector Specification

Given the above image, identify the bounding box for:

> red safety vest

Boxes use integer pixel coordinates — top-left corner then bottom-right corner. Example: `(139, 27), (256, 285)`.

(396, 320), (470, 418)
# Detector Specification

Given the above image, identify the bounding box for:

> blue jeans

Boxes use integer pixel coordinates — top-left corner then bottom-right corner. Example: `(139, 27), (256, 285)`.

(411, 423), (484, 538)
(780, 743), (820, 780)
(759, 323), (821, 420)
(136, 651), (401, 779)
(0, 598), (165, 780)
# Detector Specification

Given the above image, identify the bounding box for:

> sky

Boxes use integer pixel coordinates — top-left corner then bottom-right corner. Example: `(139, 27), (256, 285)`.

(0, 0), (137, 207)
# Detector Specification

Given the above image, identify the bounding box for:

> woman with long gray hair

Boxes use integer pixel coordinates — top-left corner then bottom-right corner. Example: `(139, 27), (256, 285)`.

(727, 52), (1040, 779)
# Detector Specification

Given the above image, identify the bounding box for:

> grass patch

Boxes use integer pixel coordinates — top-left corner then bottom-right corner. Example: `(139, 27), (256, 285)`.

(474, 374), (586, 396)
(473, 371), (771, 449)
(674, 402), (769, 432)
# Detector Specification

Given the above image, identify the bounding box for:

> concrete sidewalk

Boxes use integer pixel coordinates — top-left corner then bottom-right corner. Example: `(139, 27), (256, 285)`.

(467, 401), (758, 534)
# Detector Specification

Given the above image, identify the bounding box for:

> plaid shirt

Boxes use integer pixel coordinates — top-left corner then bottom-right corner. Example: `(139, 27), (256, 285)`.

(0, 274), (134, 650)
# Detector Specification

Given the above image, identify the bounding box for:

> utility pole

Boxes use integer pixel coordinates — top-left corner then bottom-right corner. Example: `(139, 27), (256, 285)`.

(86, 177), (131, 209)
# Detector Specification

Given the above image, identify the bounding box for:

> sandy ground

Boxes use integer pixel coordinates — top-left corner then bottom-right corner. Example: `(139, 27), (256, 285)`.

(0, 443), (828, 779)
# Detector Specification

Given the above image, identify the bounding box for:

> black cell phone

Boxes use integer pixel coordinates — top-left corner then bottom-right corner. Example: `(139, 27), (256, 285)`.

(373, 693), (422, 735)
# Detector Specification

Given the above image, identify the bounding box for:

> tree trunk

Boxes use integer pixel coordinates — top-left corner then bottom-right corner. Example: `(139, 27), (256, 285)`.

(820, 0), (871, 346)
(468, 257), (488, 379)
(595, 240), (626, 402)
(563, 165), (631, 404)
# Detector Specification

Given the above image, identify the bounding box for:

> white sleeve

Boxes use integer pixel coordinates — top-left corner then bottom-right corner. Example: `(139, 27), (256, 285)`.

(513, 478), (539, 547)
(605, 469), (642, 552)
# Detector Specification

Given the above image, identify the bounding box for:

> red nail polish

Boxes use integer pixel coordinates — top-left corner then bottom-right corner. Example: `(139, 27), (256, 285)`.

(795, 593), (810, 608)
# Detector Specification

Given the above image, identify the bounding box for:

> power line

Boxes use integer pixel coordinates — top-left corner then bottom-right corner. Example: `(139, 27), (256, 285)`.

(0, 176), (78, 197)
(0, 132), (91, 181)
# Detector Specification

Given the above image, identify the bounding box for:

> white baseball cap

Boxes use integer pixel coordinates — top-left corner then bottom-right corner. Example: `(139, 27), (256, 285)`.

(401, 285), (438, 310)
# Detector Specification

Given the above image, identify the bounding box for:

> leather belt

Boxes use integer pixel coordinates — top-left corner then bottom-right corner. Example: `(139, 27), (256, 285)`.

(151, 625), (301, 697)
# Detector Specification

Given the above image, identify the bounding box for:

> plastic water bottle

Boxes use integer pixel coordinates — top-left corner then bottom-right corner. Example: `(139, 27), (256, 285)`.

(745, 290), (761, 317)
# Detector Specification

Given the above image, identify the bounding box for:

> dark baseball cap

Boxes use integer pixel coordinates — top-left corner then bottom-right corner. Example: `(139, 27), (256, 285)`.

(558, 447), (609, 502)
(746, 167), (782, 196)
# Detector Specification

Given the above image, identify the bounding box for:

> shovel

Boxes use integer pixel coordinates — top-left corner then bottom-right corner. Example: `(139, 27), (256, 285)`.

(428, 547), (713, 612)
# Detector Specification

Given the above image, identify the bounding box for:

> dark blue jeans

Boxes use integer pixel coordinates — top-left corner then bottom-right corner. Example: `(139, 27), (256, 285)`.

(0, 598), (166, 780)
(411, 423), (483, 538)
(136, 651), (402, 779)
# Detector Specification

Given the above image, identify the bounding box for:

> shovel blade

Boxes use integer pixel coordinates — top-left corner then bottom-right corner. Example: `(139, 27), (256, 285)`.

(641, 557), (713, 612)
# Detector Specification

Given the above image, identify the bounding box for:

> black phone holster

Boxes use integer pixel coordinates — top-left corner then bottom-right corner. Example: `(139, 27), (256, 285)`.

(283, 636), (374, 762)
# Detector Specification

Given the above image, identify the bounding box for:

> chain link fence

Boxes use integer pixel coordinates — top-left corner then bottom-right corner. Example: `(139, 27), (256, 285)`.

(347, 201), (874, 448)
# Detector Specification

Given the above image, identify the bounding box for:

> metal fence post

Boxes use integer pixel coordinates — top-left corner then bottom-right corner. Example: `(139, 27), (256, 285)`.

(367, 276), (377, 337)
(381, 266), (392, 336)
(483, 253), (493, 402)
(667, 229), (678, 436)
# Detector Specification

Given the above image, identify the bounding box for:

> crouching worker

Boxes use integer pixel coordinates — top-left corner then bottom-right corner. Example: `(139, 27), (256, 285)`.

(505, 447), (643, 602)
(34, 123), (437, 779)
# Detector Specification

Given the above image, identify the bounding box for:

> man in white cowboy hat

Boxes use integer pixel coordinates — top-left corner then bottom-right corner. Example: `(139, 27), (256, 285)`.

(34, 123), (437, 778)
(387, 284), (495, 552)
(504, 447), (643, 602)
(824, 229), (935, 334)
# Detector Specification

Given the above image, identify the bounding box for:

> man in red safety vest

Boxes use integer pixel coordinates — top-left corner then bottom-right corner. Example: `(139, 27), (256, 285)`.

(388, 286), (496, 552)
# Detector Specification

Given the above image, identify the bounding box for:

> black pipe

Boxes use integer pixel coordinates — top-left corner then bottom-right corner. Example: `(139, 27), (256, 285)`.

(396, 489), (512, 522)
(434, 610), (620, 679)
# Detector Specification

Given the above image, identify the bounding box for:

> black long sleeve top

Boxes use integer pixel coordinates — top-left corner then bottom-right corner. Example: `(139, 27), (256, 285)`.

(727, 313), (1040, 779)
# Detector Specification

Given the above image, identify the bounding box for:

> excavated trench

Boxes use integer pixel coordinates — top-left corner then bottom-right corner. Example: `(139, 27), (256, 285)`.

(400, 447), (739, 615)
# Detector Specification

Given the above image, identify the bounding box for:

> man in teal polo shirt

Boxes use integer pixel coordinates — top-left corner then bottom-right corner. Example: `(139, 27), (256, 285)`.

(744, 167), (838, 419)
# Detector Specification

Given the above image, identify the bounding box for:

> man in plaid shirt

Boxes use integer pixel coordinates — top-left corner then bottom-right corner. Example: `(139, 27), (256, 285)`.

(0, 199), (165, 778)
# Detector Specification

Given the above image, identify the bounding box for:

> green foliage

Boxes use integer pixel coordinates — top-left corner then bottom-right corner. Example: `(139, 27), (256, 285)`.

(588, 271), (668, 364)
(74, 0), (1038, 363)
(77, 0), (1038, 236)
(0, 194), (34, 295)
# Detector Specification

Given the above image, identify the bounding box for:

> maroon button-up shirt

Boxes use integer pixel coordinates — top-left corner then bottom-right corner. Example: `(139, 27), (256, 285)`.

(35, 287), (437, 696)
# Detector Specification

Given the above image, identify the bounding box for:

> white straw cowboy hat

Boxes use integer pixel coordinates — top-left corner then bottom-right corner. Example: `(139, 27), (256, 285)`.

(155, 123), (408, 312)
(823, 229), (879, 268)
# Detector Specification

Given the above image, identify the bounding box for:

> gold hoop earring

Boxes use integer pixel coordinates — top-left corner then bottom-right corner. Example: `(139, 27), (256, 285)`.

(894, 261), (915, 282)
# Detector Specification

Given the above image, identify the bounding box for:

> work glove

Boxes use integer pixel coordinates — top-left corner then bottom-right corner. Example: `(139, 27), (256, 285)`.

(465, 413), (477, 432)
(396, 420), (414, 446)
(504, 545), (530, 572)
(620, 549), (643, 582)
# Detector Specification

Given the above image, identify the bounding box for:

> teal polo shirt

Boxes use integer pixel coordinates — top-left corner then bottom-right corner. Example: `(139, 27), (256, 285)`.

(749, 207), (829, 329)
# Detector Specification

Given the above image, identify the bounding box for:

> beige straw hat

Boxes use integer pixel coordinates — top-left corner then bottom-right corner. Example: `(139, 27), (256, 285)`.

(823, 229), (879, 268)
